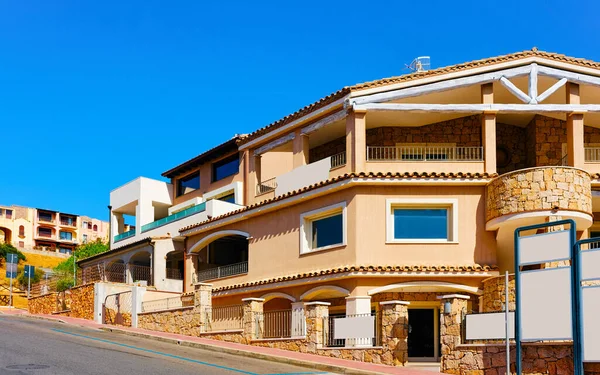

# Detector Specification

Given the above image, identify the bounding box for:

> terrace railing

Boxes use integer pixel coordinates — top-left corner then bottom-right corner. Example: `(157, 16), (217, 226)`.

(330, 152), (346, 169)
(166, 268), (183, 280)
(141, 295), (191, 313)
(141, 202), (206, 233)
(585, 148), (600, 162)
(114, 229), (135, 242)
(130, 264), (152, 286)
(205, 305), (244, 332)
(256, 177), (277, 196)
(366, 146), (483, 162)
(196, 261), (248, 282)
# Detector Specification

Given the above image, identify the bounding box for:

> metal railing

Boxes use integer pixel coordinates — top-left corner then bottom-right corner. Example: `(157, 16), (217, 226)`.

(256, 177), (277, 196)
(166, 268), (183, 280)
(560, 154), (569, 166)
(205, 305), (244, 332)
(114, 229), (135, 242)
(142, 296), (189, 313)
(141, 202), (207, 233)
(105, 262), (126, 283)
(103, 291), (133, 326)
(196, 261), (248, 282)
(59, 219), (76, 227)
(38, 216), (55, 223)
(256, 309), (305, 339)
(585, 148), (600, 162)
(330, 152), (346, 169)
(366, 146), (483, 162)
(323, 312), (380, 348)
(130, 264), (152, 286)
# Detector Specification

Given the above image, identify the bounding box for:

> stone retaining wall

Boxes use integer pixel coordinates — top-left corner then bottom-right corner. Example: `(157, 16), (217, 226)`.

(28, 293), (58, 314)
(138, 307), (201, 336)
(486, 167), (592, 222)
(69, 283), (94, 320)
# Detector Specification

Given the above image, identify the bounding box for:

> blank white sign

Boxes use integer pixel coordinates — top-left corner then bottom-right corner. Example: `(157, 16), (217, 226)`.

(521, 267), (572, 341)
(519, 230), (571, 266)
(583, 287), (600, 362)
(465, 312), (515, 340)
(333, 315), (375, 339)
(582, 250), (600, 281)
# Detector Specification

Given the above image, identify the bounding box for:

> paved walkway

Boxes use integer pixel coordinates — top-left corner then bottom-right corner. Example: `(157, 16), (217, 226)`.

(0, 308), (440, 375)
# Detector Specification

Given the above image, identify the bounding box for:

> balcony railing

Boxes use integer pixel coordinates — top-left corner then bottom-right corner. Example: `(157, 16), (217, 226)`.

(60, 219), (76, 227)
(585, 148), (600, 162)
(166, 268), (183, 280)
(330, 152), (346, 169)
(366, 146), (483, 162)
(130, 264), (152, 285)
(141, 202), (206, 233)
(38, 216), (55, 223)
(114, 229), (135, 242)
(196, 261), (248, 282)
(37, 232), (53, 238)
(256, 177), (277, 196)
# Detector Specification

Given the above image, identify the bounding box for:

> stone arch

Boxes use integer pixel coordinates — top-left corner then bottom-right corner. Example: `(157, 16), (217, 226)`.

(367, 281), (482, 296)
(300, 285), (350, 301)
(188, 230), (250, 254)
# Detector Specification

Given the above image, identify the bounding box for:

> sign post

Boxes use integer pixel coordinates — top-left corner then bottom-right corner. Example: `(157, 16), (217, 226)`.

(24, 265), (35, 299)
(6, 253), (18, 307)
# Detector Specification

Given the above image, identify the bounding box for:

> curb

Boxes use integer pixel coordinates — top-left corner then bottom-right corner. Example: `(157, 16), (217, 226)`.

(100, 327), (388, 375)
(0, 311), (67, 324)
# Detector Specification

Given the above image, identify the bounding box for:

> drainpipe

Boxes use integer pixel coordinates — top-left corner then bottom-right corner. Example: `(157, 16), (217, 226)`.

(149, 241), (155, 287)
(107, 205), (112, 250)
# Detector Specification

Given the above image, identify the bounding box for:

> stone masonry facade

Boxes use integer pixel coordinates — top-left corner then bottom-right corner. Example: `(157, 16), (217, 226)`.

(27, 283), (95, 320)
(481, 276), (515, 313)
(486, 167), (592, 222)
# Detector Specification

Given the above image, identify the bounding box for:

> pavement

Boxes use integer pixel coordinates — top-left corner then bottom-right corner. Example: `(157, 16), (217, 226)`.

(0, 308), (440, 375)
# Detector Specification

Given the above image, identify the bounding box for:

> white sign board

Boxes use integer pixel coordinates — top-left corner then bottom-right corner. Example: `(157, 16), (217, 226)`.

(333, 315), (375, 339)
(518, 230), (571, 266)
(582, 287), (600, 362)
(581, 250), (600, 281)
(521, 267), (573, 341)
(466, 312), (515, 340)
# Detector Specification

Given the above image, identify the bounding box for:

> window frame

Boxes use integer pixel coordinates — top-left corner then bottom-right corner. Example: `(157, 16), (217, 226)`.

(300, 202), (347, 255)
(212, 153), (239, 182)
(176, 172), (201, 197)
(385, 198), (458, 244)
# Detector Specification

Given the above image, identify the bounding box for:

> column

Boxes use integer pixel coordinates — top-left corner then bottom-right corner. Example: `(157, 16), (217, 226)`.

(242, 298), (264, 342)
(481, 83), (497, 174)
(379, 301), (410, 366)
(242, 150), (250, 206)
(135, 201), (154, 237)
(293, 129), (309, 168)
(566, 82), (584, 168)
(194, 282), (213, 333)
(291, 302), (306, 338)
(125, 263), (132, 284)
(254, 155), (262, 196)
(183, 253), (198, 293)
(346, 109), (367, 172)
(111, 212), (124, 241)
(130, 285), (147, 328)
(345, 296), (372, 347)
(304, 302), (330, 353)
(438, 294), (470, 373)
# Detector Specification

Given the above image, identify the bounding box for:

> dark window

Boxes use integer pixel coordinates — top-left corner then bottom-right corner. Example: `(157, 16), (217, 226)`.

(59, 247), (72, 254)
(311, 213), (343, 249)
(93, 224), (98, 231)
(212, 154), (239, 182)
(5, 210), (12, 219)
(177, 173), (200, 196)
(393, 208), (448, 240)
(39, 212), (53, 222)
(218, 193), (236, 204)
(83, 234), (88, 243)
(38, 227), (52, 238)
(59, 231), (72, 240)
(18, 241), (24, 248)
(88, 222), (92, 229)
(18, 225), (24, 237)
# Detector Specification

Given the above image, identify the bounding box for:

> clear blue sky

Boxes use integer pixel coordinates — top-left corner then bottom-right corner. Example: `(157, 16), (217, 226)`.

(1, 0), (599, 220)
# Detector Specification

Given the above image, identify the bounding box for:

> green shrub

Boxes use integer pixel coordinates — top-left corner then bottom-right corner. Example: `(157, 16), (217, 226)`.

(16, 268), (45, 289)
(0, 243), (26, 264)
(56, 278), (74, 292)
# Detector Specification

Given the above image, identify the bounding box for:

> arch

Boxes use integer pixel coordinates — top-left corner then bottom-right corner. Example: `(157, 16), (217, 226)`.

(188, 230), (250, 254)
(0, 227), (12, 244)
(300, 285), (350, 301)
(18, 225), (25, 237)
(367, 281), (482, 296)
(93, 224), (98, 231)
(260, 292), (296, 303)
(128, 250), (151, 266)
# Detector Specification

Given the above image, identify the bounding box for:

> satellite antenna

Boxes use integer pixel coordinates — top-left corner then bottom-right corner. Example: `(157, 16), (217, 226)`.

(406, 56), (431, 73)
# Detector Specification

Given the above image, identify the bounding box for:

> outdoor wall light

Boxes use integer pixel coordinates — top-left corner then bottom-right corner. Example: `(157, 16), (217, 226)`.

(444, 301), (452, 314)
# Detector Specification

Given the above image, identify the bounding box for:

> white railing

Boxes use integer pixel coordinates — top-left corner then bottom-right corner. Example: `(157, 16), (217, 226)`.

(256, 177), (277, 196)
(585, 148), (600, 162)
(196, 261), (248, 282)
(366, 146), (483, 162)
(330, 152), (346, 169)
(205, 305), (244, 331)
(141, 296), (189, 313)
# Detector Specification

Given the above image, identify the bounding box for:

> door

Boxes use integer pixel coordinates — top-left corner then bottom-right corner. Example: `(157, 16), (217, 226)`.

(408, 309), (437, 361)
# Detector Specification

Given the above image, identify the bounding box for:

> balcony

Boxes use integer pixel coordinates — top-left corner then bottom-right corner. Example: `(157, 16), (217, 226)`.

(141, 202), (206, 233)
(59, 219), (77, 228)
(38, 216), (55, 224)
(366, 146), (483, 162)
(114, 229), (135, 242)
(196, 261), (248, 282)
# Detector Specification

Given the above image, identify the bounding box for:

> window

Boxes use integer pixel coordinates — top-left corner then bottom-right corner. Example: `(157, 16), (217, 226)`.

(82, 221), (87, 228)
(18, 241), (24, 248)
(18, 225), (24, 237)
(300, 202), (347, 254)
(83, 234), (88, 243)
(88, 222), (92, 229)
(177, 172), (200, 197)
(93, 224), (98, 231)
(59, 247), (72, 254)
(39, 211), (53, 222)
(386, 198), (458, 243)
(212, 154), (239, 182)
(38, 227), (52, 238)
(5, 209), (12, 219)
(59, 231), (73, 241)
(218, 193), (236, 204)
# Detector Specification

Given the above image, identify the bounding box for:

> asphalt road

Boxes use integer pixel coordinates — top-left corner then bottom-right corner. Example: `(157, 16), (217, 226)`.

(0, 315), (333, 375)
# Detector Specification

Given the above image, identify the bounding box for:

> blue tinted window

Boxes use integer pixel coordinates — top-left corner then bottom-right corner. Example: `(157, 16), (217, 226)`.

(213, 154), (239, 182)
(312, 213), (343, 249)
(393, 208), (448, 240)
(177, 173), (200, 196)
(59, 231), (73, 240)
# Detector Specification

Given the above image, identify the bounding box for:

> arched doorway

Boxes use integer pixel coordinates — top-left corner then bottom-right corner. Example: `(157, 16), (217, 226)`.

(105, 259), (126, 283)
(128, 251), (152, 286)
(190, 232), (249, 282)
(0, 227), (12, 244)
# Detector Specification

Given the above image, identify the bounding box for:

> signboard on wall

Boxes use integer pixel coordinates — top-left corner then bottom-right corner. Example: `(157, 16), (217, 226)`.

(465, 312), (515, 340)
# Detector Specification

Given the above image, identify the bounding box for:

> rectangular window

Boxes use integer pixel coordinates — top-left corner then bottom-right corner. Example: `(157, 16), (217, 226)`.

(18, 241), (24, 248)
(5, 209), (12, 219)
(300, 202), (347, 254)
(393, 209), (448, 240)
(38, 227), (52, 238)
(39, 212), (53, 222)
(83, 234), (88, 243)
(212, 154), (239, 182)
(59, 231), (73, 240)
(59, 247), (72, 254)
(177, 173), (200, 197)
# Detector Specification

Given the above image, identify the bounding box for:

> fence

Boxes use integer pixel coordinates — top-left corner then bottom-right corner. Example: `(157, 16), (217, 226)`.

(130, 264), (152, 285)
(256, 177), (277, 196)
(585, 147), (600, 162)
(142, 295), (191, 313)
(256, 308), (305, 339)
(204, 304), (244, 332)
(103, 291), (133, 326)
(330, 152), (346, 169)
(166, 268), (183, 280)
(29, 275), (62, 297)
(323, 312), (380, 348)
(196, 262), (248, 282)
(366, 146), (483, 162)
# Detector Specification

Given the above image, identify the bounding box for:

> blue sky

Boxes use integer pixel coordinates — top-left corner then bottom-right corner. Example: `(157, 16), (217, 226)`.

(1, 0), (599, 220)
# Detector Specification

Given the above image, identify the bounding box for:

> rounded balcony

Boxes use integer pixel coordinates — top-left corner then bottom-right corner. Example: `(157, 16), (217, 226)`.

(486, 166), (593, 231)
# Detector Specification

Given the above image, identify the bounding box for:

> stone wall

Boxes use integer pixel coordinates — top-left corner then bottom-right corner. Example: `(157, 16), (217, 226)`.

(28, 293), (58, 314)
(486, 167), (592, 222)
(481, 276), (515, 313)
(496, 123), (527, 175)
(138, 307), (202, 336)
(69, 283), (94, 320)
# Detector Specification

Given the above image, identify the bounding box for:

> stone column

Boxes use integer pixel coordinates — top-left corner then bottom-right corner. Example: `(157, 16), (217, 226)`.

(293, 129), (309, 168)
(566, 82), (584, 168)
(346, 109), (367, 172)
(194, 282), (212, 333)
(345, 296), (372, 347)
(438, 294), (470, 373)
(304, 302), (330, 353)
(242, 298), (264, 342)
(291, 302), (306, 338)
(380, 301), (410, 366)
(481, 83), (497, 174)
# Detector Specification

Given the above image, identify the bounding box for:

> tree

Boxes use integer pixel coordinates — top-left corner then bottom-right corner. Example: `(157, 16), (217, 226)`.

(0, 243), (26, 265)
(53, 239), (108, 283)
(16, 267), (44, 290)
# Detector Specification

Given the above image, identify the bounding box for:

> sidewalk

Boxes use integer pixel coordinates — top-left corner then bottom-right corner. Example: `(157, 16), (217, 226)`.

(0, 308), (439, 375)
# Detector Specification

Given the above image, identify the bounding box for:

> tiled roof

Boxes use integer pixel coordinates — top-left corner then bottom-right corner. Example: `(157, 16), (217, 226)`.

(237, 48), (600, 146)
(211, 264), (499, 293)
(179, 171), (496, 234)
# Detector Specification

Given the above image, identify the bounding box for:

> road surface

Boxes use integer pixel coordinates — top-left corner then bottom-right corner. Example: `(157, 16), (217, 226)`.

(0, 315), (333, 375)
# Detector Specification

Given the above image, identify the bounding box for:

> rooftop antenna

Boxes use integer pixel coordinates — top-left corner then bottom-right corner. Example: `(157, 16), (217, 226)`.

(406, 56), (431, 73)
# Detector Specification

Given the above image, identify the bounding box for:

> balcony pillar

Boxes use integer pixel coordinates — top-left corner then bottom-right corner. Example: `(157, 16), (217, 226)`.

(135, 201), (154, 237)
(242, 150), (250, 205)
(345, 296), (372, 347)
(566, 82), (584, 168)
(254, 154), (262, 188)
(242, 298), (264, 341)
(183, 253), (198, 293)
(346, 109), (366, 172)
(293, 129), (309, 167)
(304, 302), (330, 352)
(481, 83), (496, 174)
(110, 212), (124, 243)
(193, 282), (212, 333)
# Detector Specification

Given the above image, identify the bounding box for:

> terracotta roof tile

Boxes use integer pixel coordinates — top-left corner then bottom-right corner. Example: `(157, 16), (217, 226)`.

(179, 171), (496, 234)
(211, 264), (499, 293)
